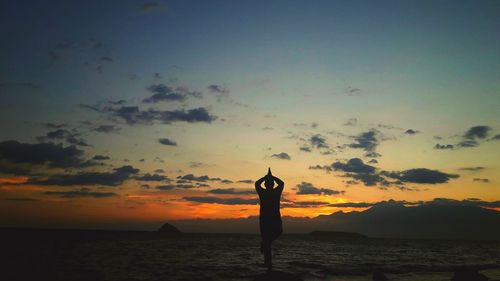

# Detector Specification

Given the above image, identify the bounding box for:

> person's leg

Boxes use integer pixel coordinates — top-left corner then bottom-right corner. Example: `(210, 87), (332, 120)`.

(263, 240), (272, 271)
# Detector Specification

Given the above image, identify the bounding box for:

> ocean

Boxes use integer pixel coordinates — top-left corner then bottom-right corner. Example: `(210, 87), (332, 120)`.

(2, 230), (500, 281)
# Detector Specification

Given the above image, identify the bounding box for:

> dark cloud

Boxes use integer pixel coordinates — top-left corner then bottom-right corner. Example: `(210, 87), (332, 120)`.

(349, 130), (379, 152)
(473, 178), (490, 183)
(83, 105), (217, 125)
(0, 141), (89, 168)
(141, 1), (165, 13)
(156, 185), (175, 191)
(458, 139), (479, 148)
(344, 118), (358, 126)
(43, 128), (92, 147)
(381, 168), (459, 184)
(177, 174), (229, 183)
(183, 196), (258, 205)
(31, 165), (139, 186)
(237, 179), (253, 184)
(100, 56), (113, 62)
(434, 144), (454, 150)
(92, 155), (110, 161)
(158, 138), (177, 146)
(490, 134), (500, 141)
(92, 125), (121, 134)
(207, 84), (229, 94)
(136, 173), (169, 181)
(143, 84), (199, 103)
(271, 152), (291, 160)
(404, 129), (419, 135)
(41, 123), (67, 129)
(458, 167), (485, 172)
(299, 146), (312, 152)
(464, 126), (491, 139)
(315, 158), (458, 188)
(367, 159), (378, 164)
(44, 187), (117, 198)
(296, 182), (344, 196)
(207, 188), (254, 195)
(332, 158), (376, 174)
(365, 151), (381, 158)
(310, 134), (329, 149)
(346, 173), (389, 186)
(457, 125), (492, 148)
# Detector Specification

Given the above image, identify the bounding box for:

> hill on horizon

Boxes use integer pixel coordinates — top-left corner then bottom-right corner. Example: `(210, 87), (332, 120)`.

(170, 202), (500, 240)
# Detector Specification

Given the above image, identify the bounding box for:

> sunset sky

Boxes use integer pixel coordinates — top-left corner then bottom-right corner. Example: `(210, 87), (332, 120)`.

(1, 0), (499, 230)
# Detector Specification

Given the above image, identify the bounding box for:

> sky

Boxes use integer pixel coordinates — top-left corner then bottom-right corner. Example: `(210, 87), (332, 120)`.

(0, 0), (499, 230)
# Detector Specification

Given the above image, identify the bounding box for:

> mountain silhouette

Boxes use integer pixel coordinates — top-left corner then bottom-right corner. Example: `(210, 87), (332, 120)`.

(170, 203), (500, 240)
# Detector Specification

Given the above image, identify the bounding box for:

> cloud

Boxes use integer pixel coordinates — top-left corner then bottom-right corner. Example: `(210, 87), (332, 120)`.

(364, 151), (381, 158)
(207, 188), (254, 195)
(183, 196), (259, 205)
(207, 84), (229, 94)
(271, 152), (291, 160)
(100, 56), (113, 62)
(315, 158), (458, 188)
(237, 179), (253, 184)
(300, 146), (312, 152)
(158, 138), (177, 146)
(349, 130), (379, 152)
(332, 158), (376, 174)
(457, 125), (492, 148)
(346, 173), (389, 186)
(458, 167), (485, 172)
(44, 187), (117, 198)
(310, 134), (330, 149)
(381, 168), (459, 184)
(37, 129), (91, 147)
(489, 134), (500, 141)
(41, 123), (67, 129)
(0, 140), (90, 168)
(30, 165), (139, 186)
(92, 125), (121, 134)
(296, 182), (344, 196)
(464, 126), (491, 139)
(92, 155), (110, 161)
(404, 129), (419, 135)
(473, 178), (490, 183)
(207, 84), (230, 102)
(143, 84), (201, 103)
(177, 174), (229, 183)
(434, 144), (454, 150)
(344, 118), (358, 126)
(136, 173), (169, 181)
(82, 105), (217, 125)
(141, 1), (166, 13)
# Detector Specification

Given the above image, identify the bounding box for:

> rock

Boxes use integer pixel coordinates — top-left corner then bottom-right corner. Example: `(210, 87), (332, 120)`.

(157, 223), (182, 235)
(451, 267), (489, 281)
(253, 270), (304, 281)
(372, 269), (389, 281)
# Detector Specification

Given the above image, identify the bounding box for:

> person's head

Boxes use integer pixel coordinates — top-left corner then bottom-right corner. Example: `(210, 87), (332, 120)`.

(264, 168), (274, 189)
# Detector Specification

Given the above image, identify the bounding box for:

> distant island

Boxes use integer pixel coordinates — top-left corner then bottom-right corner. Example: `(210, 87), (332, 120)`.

(310, 230), (367, 238)
(158, 222), (182, 235)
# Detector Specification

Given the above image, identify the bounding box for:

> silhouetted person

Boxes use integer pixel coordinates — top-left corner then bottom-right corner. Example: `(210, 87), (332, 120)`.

(255, 168), (284, 271)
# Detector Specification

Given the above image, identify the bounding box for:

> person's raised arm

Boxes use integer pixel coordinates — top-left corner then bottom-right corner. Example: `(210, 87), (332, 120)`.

(273, 176), (284, 193)
(255, 176), (265, 193)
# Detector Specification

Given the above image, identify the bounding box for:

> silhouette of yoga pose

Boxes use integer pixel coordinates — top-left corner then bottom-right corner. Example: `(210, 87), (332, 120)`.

(255, 168), (284, 270)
